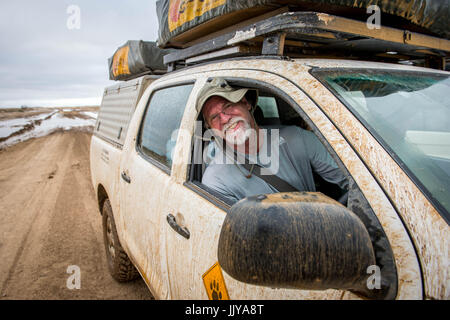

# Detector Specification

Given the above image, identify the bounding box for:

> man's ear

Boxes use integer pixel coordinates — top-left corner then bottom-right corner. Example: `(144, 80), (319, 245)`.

(202, 116), (210, 129)
(201, 109), (209, 128)
(241, 97), (251, 111)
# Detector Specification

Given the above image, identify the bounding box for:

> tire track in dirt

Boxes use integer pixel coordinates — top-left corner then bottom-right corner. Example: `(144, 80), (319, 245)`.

(0, 132), (76, 296)
(0, 133), (60, 203)
(0, 134), (63, 291)
(0, 131), (153, 299)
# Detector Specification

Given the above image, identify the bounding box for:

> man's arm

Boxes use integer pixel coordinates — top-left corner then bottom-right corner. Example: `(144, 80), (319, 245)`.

(202, 165), (241, 204)
(302, 129), (349, 191)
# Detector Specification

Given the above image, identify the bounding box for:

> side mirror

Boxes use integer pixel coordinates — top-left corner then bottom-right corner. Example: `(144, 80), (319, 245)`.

(218, 192), (377, 297)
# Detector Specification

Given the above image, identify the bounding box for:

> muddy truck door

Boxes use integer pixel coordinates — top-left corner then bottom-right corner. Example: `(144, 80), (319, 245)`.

(118, 79), (195, 298)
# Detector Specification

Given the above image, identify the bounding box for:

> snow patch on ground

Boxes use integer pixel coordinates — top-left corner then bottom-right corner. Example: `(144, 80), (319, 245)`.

(0, 111), (57, 138)
(82, 111), (98, 119)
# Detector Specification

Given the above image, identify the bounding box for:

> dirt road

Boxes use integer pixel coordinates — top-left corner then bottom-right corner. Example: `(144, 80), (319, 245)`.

(0, 130), (153, 299)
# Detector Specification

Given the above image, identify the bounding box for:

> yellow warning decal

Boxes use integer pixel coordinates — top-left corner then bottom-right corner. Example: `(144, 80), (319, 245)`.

(168, 0), (226, 32)
(112, 46), (130, 77)
(202, 262), (230, 300)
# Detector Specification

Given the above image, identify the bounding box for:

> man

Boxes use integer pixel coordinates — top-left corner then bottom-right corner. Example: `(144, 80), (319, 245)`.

(199, 77), (348, 204)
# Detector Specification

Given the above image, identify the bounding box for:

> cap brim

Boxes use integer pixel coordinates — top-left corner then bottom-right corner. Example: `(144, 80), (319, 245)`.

(197, 88), (248, 112)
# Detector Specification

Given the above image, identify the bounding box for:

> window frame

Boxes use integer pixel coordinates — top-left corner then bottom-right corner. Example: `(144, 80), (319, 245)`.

(136, 80), (196, 175)
(187, 76), (352, 188)
(184, 75), (398, 298)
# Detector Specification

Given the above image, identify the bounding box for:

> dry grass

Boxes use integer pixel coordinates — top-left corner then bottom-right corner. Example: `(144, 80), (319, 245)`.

(0, 107), (54, 121)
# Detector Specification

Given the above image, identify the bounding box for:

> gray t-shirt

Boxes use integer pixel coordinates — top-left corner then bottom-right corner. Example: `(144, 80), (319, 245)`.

(202, 126), (348, 204)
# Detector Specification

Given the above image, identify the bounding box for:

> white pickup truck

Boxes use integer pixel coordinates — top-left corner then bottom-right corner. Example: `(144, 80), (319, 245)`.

(90, 12), (450, 300)
(90, 12), (449, 300)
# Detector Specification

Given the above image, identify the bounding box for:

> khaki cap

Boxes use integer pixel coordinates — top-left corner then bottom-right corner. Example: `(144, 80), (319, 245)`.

(197, 78), (258, 112)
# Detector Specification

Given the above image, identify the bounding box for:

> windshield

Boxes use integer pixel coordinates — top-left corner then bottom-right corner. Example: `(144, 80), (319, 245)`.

(314, 69), (450, 220)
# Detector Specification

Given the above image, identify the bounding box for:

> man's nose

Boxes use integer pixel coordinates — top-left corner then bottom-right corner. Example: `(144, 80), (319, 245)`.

(219, 111), (232, 124)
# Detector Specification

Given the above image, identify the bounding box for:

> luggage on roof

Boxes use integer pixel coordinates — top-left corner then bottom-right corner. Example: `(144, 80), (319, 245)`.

(108, 40), (175, 81)
(156, 0), (450, 48)
(162, 10), (449, 71)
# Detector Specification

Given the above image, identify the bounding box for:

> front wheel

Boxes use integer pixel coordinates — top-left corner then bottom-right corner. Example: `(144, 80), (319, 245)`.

(102, 199), (139, 282)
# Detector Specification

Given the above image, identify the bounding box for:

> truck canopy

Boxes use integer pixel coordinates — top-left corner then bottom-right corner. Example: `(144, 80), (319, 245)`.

(95, 75), (158, 146)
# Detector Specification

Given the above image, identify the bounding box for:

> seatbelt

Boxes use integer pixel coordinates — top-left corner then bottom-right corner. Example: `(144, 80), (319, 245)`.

(241, 163), (298, 192)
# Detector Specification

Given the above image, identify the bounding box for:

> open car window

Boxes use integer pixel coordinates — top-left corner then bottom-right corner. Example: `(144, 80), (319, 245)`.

(187, 81), (347, 204)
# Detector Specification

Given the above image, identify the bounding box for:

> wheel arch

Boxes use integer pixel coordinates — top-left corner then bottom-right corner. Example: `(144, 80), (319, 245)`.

(97, 184), (109, 215)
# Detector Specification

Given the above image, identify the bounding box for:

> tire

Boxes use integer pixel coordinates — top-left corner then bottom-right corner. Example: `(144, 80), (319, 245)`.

(102, 199), (139, 282)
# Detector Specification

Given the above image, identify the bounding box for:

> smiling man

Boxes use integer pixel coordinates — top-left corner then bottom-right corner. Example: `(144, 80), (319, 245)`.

(198, 77), (261, 154)
(198, 77), (348, 204)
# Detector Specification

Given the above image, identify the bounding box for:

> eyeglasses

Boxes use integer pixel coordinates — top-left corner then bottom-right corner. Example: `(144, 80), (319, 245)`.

(207, 102), (242, 126)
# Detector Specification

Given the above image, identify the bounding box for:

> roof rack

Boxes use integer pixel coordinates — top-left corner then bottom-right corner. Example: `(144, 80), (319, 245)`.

(164, 11), (450, 71)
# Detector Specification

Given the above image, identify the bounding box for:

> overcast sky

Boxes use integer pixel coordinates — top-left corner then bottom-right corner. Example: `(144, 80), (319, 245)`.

(0, 0), (159, 107)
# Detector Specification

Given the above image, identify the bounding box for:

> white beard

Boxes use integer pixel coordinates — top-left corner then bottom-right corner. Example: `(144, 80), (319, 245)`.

(222, 117), (252, 146)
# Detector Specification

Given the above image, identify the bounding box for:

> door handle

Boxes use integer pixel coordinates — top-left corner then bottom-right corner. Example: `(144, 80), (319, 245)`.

(166, 214), (190, 239)
(121, 171), (131, 183)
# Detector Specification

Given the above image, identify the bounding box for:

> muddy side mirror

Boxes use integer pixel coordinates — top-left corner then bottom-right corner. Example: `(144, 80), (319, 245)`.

(218, 192), (377, 297)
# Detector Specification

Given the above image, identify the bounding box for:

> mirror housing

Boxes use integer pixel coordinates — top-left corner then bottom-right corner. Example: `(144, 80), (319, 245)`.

(218, 192), (377, 296)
